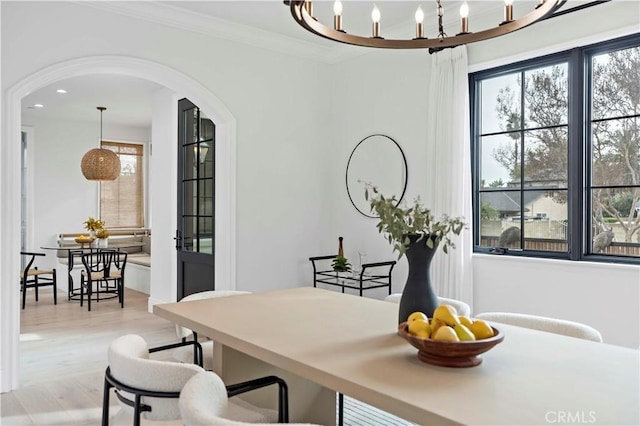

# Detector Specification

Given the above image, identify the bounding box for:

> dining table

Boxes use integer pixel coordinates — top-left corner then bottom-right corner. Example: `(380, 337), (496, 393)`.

(153, 287), (640, 425)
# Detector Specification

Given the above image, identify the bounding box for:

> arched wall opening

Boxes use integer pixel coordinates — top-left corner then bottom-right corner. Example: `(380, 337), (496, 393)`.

(0, 56), (237, 392)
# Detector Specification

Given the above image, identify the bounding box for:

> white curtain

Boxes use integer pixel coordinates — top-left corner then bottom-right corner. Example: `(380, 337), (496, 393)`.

(424, 46), (474, 311)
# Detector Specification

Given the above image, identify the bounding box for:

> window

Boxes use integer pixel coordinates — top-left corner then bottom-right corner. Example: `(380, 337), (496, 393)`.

(471, 34), (640, 262)
(100, 141), (144, 228)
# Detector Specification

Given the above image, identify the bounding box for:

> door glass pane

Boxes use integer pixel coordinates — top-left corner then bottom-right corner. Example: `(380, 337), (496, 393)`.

(182, 181), (196, 216)
(199, 179), (213, 216)
(182, 216), (195, 252)
(199, 217), (213, 254)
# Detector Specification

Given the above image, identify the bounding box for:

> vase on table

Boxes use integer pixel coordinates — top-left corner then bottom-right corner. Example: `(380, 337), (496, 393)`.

(98, 238), (109, 248)
(398, 234), (439, 324)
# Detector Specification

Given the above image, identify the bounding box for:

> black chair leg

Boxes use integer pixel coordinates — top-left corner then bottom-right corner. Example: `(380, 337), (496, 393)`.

(21, 280), (26, 310)
(133, 394), (142, 426)
(35, 275), (39, 302)
(53, 269), (57, 305)
(102, 378), (112, 426)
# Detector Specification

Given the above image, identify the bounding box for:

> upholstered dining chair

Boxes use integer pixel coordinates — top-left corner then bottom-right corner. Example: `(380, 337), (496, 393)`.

(474, 312), (603, 342)
(103, 334), (290, 426)
(80, 250), (127, 311)
(173, 290), (251, 369)
(20, 251), (57, 310)
(180, 371), (318, 426)
(383, 293), (471, 317)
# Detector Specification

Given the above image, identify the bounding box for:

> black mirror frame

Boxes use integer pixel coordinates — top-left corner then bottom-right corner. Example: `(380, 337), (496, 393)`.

(345, 134), (408, 218)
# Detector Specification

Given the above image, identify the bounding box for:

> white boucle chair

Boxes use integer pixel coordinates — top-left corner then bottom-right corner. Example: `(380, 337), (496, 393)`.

(179, 371), (319, 426)
(474, 312), (603, 342)
(173, 290), (252, 369)
(103, 334), (204, 426)
(383, 294), (472, 317)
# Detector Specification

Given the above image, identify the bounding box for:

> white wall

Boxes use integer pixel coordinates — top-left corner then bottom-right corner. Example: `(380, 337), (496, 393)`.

(325, 1), (640, 347)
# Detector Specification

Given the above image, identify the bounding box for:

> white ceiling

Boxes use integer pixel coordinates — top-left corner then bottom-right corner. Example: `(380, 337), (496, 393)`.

(20, 0), (596, 128)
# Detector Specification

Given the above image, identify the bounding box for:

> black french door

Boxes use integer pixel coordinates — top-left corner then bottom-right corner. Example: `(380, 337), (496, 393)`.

(176, 98), (215, 299)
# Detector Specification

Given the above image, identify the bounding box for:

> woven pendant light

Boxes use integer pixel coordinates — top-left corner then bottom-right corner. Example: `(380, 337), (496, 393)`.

(81, 107), (121, 181)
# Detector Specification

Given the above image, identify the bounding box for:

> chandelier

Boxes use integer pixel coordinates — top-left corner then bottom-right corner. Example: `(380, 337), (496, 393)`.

(285, 0), (567, 52)
(80, 107), (121, 181)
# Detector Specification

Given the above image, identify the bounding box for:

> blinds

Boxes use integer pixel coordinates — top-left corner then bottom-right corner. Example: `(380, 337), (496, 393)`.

(100, 141), (144, 228)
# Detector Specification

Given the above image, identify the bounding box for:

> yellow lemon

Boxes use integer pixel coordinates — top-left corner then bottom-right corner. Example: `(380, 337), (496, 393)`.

(408, 318), (431, 337)
(430, 318), (446, 336)
(459, 316), (474, 329)
(433, 326), (460, 342)
(433, 304), (460, 326)
(470, 319), (495, 340)
(407, 311), (428, 323)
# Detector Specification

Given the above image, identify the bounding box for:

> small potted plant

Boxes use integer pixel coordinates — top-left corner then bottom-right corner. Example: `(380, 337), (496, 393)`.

(84, 216), (105, 234)
(331, 236), (352, 272)
(95, 227), (110, 248)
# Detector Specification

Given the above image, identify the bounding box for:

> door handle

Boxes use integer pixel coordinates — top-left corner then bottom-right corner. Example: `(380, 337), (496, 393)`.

(174, 230), (182, 250)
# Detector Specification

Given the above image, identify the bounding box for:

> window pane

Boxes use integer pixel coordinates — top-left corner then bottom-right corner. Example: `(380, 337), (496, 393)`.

(524, 128), (568, 187)
(591, 187), (640, 257)
(523, 64), (568, 129)
(199, 178), (213, 216)
(591, 117), (640, 186)
(480, 73), (521, 134)
(480, 134), (520, 189)
(522, 189), (568, 252)
(592, 45), (640, 121)
(183, 181), (196, 216)
(479, 191), (522, 247)
(199, 217), (213, 254)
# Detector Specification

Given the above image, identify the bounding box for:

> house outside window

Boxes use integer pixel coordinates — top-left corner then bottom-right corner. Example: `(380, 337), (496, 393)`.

(470, 34), (639, 262)
(100, 141), (145, 228)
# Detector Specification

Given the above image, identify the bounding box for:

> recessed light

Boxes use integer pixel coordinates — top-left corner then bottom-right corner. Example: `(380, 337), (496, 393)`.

(56, 89), (67, 94)
(34, 104), (44, 108)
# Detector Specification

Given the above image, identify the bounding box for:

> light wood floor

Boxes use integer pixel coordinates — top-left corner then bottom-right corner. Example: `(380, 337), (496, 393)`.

(1, 287), (178, 425)
(2, 288), (413, 426)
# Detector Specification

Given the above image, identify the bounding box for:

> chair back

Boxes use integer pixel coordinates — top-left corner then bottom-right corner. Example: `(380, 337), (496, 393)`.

(179, 371), (230, 425)
(108, 334), (204, 421)
(81, 250), (127, 280)
(474, 312), (603, 342)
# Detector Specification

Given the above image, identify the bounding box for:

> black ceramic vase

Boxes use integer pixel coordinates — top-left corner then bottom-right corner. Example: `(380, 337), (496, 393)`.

(398, 234), (439, 324)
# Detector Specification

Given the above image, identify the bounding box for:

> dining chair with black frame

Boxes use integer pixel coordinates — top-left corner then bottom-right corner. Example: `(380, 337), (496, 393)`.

(80, 249), (127, 312)
(20, 251), (57, 310)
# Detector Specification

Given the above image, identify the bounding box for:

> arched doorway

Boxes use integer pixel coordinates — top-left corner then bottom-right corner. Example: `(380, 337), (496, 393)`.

(0, 56), (237, 392)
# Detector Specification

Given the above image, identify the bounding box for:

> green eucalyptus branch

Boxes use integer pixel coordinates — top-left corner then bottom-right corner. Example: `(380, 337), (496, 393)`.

(364, 183), (465, 259)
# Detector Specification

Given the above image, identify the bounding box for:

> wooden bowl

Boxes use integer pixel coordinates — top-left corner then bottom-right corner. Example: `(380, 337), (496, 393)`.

(398, 321), (504, 367)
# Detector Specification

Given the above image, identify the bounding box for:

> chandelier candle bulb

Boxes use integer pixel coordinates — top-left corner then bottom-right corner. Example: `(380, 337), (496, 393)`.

(415, 6), (425, 39)
(459, 2), (469, 34)
(503, 0), (514, 23)
(333, 0), (343, 31)
(304, 0), (313, 17)
(371, 5), (381, 38)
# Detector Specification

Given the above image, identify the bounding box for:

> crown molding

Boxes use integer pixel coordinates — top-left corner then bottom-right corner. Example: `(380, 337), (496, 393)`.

(75, 1), (341, 63)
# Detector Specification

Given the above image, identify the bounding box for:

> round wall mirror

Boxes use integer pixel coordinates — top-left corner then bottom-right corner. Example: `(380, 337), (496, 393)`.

(346, 134), (408, 218)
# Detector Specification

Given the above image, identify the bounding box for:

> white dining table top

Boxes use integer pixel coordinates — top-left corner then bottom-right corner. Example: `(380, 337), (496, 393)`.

(154, 287), (639, 425)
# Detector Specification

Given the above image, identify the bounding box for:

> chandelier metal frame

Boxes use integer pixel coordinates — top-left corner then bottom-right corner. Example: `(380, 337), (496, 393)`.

(286, 0), (567, 52)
